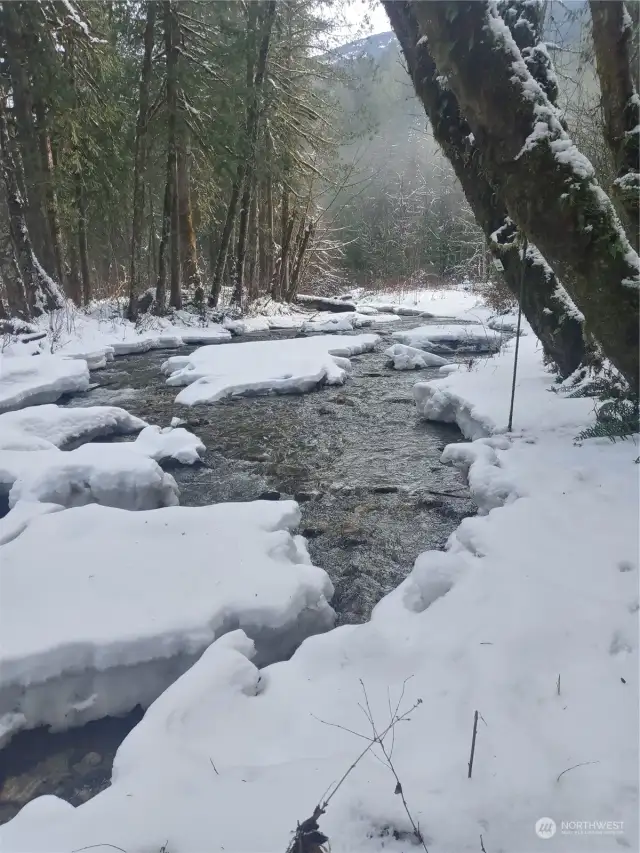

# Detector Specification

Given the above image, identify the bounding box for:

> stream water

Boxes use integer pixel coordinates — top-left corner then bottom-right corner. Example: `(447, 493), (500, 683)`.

(0, 320), (475, 823)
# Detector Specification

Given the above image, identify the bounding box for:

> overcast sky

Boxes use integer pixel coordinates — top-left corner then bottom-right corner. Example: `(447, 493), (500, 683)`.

(331, 0), (391, 45)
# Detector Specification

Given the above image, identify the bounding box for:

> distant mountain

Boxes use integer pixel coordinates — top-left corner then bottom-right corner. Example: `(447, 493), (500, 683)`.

(328, 30), (396, 63)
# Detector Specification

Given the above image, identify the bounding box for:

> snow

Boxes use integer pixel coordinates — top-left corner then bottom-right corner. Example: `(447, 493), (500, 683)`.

(162, 334), (378, 406)
(132, 424), (205, 465)
(7, 443), (179, 511)
(0, 500), (334, 745)
(302, 315), (354, 334)
(414, 335), (594, 440)
(0, 403), (145, 451)
(384, 343), (448, 370)
(356, 286), (492, 323)
(0, 354), (89, 413)
(393, 323), (505, 354)
(2, 328), (638, 853)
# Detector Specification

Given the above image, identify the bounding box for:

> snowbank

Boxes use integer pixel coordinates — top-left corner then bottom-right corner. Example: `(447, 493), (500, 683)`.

(393, 323), (504, 354)
(0, 354), (89, 413)
(358, 286), (492, 323)
(162, 334), (378, 405)
(132, 424), (205, 464)
(8, 443), (179, 510)
(2, 337), (638, 852)
(0, 403), (145, 451)
(384, 343), (448, 370)
(0, 500), (334, 745)
(414, 335), (594, 440)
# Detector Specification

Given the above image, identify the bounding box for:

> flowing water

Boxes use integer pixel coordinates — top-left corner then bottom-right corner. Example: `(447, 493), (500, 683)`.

(0, 320), (475, 823)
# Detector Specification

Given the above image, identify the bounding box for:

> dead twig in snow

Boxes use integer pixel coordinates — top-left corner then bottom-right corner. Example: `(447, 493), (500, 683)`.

(480, 833), (488, 852)
(556, 760), (600, 783)
(468, 710), (479, 779)
(286, 679), (424, 852)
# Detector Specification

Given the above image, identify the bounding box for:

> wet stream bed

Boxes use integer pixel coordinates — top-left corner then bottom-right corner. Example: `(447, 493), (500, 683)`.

(0, 320), (475, 823)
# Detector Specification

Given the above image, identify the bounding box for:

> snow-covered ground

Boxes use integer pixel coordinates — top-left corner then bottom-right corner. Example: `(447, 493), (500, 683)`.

(3, 319), (637, 853)
(0, 500), (334, 746)
(356, 285), (494, 323)
(162, 333), (378, 405)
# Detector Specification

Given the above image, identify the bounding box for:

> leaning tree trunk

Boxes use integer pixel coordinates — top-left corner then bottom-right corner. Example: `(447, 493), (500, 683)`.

(589, 0), (639, 252)
(232, 0), (277, 306)
(127, 0), (156, 321)
(164, 0), (181, 310)
(209, 176), (242, 307)
(384, 1), (587, 377)
(0, 92), (62, 317)
(411, 1), (639, 388)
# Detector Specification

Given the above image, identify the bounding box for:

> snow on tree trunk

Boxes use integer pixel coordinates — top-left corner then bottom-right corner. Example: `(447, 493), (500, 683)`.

(384, 1), (587, 377)
(589, 1), (639, 252)
(411, 0), (639, 389)
(0, 91), (63, 317)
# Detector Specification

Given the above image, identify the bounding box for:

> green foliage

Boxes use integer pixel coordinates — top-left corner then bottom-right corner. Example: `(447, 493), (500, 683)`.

(571, 370), (639, 442)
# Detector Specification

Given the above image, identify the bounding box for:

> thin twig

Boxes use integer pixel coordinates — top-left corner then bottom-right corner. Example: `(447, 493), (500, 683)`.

(556, 760), (600, 782)
(209, 757), (219, 775)
(556, 674), (561, 696)
(480, 833), (488, 852)
(468, 710), (479, 779)
(72, 846), (128, 853)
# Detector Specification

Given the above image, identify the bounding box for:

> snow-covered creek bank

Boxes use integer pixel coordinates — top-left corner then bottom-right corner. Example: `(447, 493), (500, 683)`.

(0, 322), (475, 824)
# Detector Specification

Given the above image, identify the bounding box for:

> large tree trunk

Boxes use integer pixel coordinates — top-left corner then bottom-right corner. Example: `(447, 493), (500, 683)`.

(75, 171), (91, 305)
(164, 1), (181, 311)
(2, 10), (54, 279)
(411, 1), (639, 388)
(155, 169), (172, 314)
(209, 176), (242, 307)
(177, 128), (203, 299)
(34, 100), (66, 295)
(384, 1), (587, 377)
(232, 0), (277, 306)
(127, 0), (156, 320)
(0, 92), (62, 317)
(589, 1), (639, 252)
(247, 187), (259, 301)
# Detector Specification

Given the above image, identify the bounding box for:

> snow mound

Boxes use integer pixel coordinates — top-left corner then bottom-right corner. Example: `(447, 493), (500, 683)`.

(393, 323), (504, 354)
(2, 344), (638, 852)
(302, 316), (354, 334)
(357, 286), (492, 322)
(0, 355), (89, 413)
(414, 336), (594, 440)
(162, 334), (378, 406)
(384, 343), (448, 370)
(8, 443), (179, 511)
(0, 501), (63, 546)
(487, 312), (523, 333)
(0, 404), (146, 451)
(133, 425), (205, 464)
(0, 500), (334, 744)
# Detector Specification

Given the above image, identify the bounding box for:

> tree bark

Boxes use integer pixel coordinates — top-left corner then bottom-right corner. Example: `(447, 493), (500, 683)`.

(209, 176), (242, 307)
(75, 171), (91, 305)
(127, 0), (156, 320)
(34, 100), (66, 295)
(589, 0), (639, 251)
(247, 186), (259, 301)
(164, 0), (181, 310)
(177, 127), (203, 299)
(232, 0), (277, 306)
(384, 1), (587, 377)
(411, 1), (639, 388)
(155, 163), (172, 314)
(0, 92), (62, 317)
